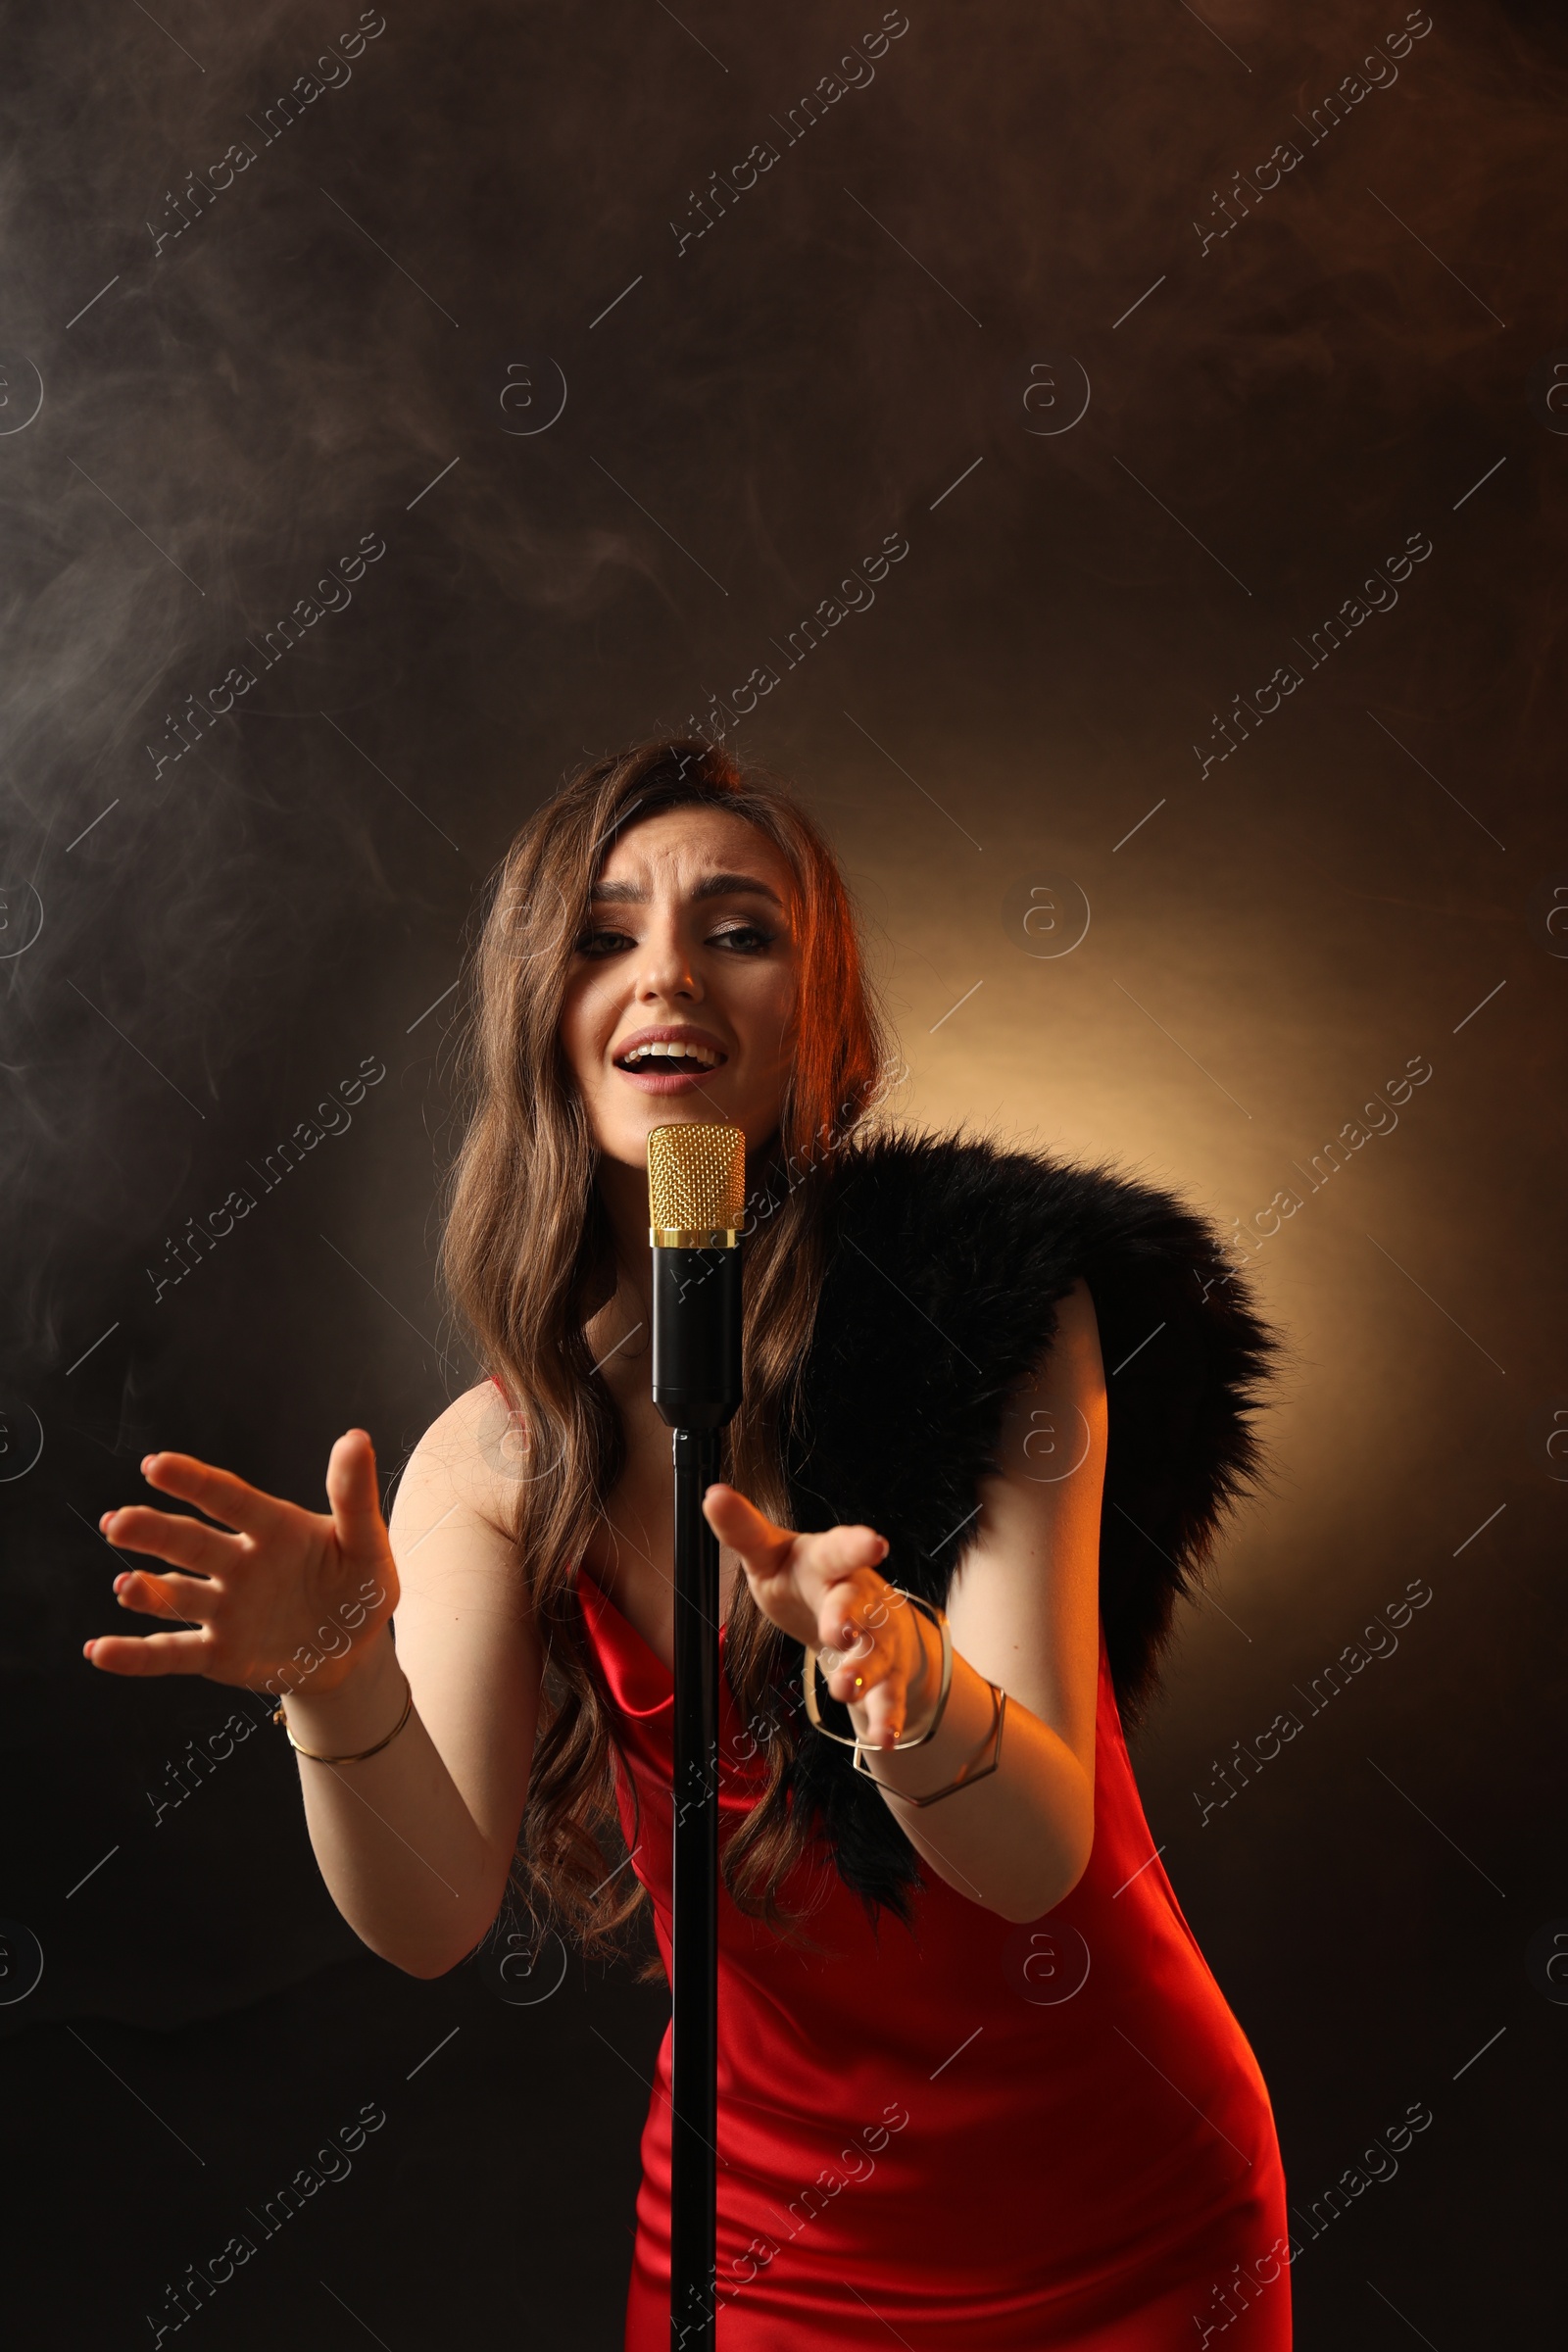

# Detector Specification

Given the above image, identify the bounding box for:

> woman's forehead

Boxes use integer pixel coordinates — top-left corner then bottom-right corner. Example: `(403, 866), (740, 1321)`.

(593, 806), (793, 898)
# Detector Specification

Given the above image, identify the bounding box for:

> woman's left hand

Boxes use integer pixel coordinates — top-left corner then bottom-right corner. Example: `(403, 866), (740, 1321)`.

(702, 1483), (932, 1749)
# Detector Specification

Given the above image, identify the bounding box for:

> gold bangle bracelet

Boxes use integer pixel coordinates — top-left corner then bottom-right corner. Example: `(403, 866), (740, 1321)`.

(272, 1668), (414, 1764)
(856, 1680), (1007, 1808)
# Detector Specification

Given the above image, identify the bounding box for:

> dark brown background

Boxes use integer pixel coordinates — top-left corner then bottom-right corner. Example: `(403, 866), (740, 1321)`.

(1, 0), (1562, 2341)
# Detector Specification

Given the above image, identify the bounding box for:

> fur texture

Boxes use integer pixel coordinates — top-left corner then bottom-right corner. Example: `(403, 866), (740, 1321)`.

(775, 1128), (1283, 1922)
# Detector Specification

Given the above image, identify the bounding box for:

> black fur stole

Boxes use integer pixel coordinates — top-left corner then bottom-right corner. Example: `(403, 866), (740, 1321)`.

(774, 1128), (1282, 1923)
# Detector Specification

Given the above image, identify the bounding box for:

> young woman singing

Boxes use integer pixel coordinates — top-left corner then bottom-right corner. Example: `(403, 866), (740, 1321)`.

(87, 737), (1293, 2347)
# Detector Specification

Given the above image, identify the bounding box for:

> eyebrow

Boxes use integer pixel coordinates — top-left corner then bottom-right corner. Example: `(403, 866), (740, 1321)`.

(589, 870), (786, 909)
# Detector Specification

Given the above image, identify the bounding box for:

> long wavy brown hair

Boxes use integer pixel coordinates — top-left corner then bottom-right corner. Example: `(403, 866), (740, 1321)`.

(438, 736), (897, 1974)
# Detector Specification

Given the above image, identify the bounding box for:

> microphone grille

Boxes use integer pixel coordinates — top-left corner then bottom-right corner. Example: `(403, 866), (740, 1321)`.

(646, 1121), (747, 1235)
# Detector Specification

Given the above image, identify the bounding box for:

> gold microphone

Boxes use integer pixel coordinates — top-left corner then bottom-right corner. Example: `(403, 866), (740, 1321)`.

(647, 1119), (747, 1250)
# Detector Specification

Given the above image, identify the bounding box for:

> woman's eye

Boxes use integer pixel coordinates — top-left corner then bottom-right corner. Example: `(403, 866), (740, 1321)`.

(574, 920), (776, 956)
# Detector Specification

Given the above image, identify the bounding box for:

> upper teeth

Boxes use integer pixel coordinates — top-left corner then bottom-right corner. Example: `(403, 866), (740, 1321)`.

(622, 1042), (719, 1066)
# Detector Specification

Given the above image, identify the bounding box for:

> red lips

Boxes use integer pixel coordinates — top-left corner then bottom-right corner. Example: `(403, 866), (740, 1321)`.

(611, 1022), (729, 1097)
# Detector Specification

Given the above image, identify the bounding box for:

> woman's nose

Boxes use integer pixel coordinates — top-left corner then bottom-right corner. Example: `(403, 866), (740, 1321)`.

(634, 914), (700, 1000)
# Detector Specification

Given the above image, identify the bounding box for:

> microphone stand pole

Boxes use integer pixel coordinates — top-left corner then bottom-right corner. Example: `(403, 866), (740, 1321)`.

(646, 1123), (745, 2352)
(670, 1421), (720, 2352)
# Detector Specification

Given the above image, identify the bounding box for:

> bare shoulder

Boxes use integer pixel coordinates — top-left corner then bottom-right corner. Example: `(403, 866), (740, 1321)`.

(386, 1379), (538, 1662)
(986, 1276), (1107, 1467)
(1057, 1271), (1103, 1357)
(1025, 1275), (1105, 1395)
(389, 1376), (521, 1551)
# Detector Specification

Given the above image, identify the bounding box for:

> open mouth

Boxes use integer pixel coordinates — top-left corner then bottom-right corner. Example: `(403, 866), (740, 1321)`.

(613, 1043), (724, 1073)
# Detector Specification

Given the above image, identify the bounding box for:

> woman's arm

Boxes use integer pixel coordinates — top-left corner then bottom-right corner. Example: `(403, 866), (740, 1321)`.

(285, 1383), (541, 1977)
(851, 1274), (1104, 1919)
(90, 1381), (540, 1979)
(705, 1275), (1106, 1924)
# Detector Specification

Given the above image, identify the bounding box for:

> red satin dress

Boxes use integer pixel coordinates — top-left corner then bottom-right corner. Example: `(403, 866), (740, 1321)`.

(577, 1567), (1293, 2349)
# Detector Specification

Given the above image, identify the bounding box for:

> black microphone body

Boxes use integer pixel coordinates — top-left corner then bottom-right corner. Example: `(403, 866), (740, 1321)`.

(651, 1247), (742, 1433)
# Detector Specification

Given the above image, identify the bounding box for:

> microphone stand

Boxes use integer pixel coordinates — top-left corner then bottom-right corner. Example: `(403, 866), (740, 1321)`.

(647, 1124), (744, 2352)
(669, 1421), (721, 2352)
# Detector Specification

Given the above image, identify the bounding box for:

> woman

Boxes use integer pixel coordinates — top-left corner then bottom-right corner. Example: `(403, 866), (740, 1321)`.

(87, 737), (1294, 2348)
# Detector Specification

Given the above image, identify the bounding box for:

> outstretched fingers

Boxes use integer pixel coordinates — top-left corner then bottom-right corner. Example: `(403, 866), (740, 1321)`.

(107, 1562), (218, 1630)
(701, 1483), (796, 1578)
(324, 1429), (386, 1559)
(135, 1449), (283, 1538)
(91, 1463), (256, 1672)
(708, 1490), (923, 1740)
(83, 1627), (212, 1678)
(99, 1501), (240, 1580)
(800, 1521), (891, 1597)
(794, 1531), (921, 1745)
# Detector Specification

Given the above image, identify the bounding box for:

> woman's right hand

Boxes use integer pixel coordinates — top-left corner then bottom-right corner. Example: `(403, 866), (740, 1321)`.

(85, 1429), (400, 1702)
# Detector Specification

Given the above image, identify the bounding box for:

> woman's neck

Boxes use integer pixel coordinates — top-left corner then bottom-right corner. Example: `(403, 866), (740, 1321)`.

(592, 1154), (655, 1353)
